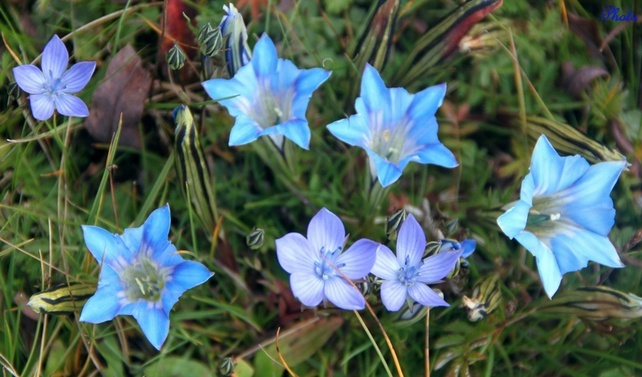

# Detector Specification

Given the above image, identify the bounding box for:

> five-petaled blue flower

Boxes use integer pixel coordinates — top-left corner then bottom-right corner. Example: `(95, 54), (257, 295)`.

(12, 35), (95, 121)
(497, 135), (626, 298)
(371, 214), (462, 311)
(202, 34), (331, 150)
(326, 63), (458, 187)
(79, 205), (213, 350)
(276, 208), (378, 310)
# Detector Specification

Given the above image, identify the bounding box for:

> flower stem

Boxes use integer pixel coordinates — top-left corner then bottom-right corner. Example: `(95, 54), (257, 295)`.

(353, 310), (393, 377)
(425, 308), (431, 377)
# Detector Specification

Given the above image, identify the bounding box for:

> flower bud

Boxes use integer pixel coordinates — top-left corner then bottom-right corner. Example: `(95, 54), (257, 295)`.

(462, 274), (502, 322)
(219, 357), (235, 376)
(539, 286), (642, 321)
(198, 23), (223, 58)
(385, 208), (406, 241)
(166, 43), (186, 70)
(246, 227), (265, 250)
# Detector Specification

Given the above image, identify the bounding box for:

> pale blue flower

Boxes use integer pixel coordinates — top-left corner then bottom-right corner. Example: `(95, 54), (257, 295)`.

(276, 208), (378, 310)
(12, 35), (95, 121)
(202, 34), (331, 149)
(219, 3), (252, 76)
(79, 205), (213, 350)
(497, 135), (626, 298)
(371, 214), (462, 311)
(326, 64), (457, 187)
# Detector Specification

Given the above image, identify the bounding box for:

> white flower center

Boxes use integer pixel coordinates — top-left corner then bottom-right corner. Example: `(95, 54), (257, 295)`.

(313, 246), (344, 280)
(121, 256), (169, 302)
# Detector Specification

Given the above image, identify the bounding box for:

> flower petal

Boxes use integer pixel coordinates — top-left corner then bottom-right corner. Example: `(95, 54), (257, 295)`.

(371, 245), (400, 280)
(252, 34), (277, 79)
(276, 233), (316, 273)
(514, 231), (562, 298)
(120, 226), (143, 257)
(327, 116), (369, 148)
(530, 135), (590, 196)
(553, 226), (624, 272)
(369, 153), (403, 187)
(307, 208), (345, 255)
(407, 83), (447, 121)
(12, 65), (46, 94)
(396, 215), (426, 268)
(360, 64), (390, 115)
(162, 260), (213, 313)
(290, 272), (324, 307)
(408, 283), (449, 308)
(324, 277), (365, 310)
(416, 250), (462, 283)
(131, 302), (170, 350)
(497, 200), (531, 239)
(460, 239), (476, 258)
(82, 225), (126, 265)
(41, 35), (69, 81)
(265, 119), (310, 150)
(61, 61), (95, 92)
(380, 280), (407, 311)
(229, 114), (263, 146)
(53, 93), (89, 117)
(291, 67), (331, 117)
(142, 205), (171, 253)
(336, 239), (378, 279)
(28, 94), (55, 121)
(414, 142), (458, 168)
(79, 267), (125, 323)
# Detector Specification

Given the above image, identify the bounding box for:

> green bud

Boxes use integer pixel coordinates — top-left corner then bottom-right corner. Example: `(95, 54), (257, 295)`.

(386, 208), (406, 241)
(246, 227), (265, 250)
(423, 241), (442, 258)
(198, 23), (223, 58)
(539, 286), (642, 321)
(166, 43), (186, 70)
(219, 357), (234, 376)
(462, 274), (502, 322)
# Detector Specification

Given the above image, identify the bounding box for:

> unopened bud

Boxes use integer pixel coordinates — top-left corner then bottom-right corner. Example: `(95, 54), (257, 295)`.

(166, 43), (186, 70)
(246, 227), (265, 250)
(386, 208), (406, 241)
(198, 23), (223, 58)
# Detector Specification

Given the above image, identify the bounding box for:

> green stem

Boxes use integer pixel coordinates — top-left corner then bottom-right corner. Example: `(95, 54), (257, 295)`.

(353, 310), (394, 377)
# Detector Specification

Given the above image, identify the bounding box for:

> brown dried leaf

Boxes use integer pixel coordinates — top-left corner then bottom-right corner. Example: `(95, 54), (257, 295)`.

(85, 44), (152, 149)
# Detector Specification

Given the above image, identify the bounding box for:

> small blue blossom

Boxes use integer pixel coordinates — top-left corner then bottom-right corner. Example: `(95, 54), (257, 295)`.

(12, 35), (95, 121)
(219, 3), (252, 76)
(202, 34), (331, 150)
(276, 208), (378, 310)
(326, 64), (457, 187)
(497, 135), (626, 298)
(79, 205), (213, 350)
(371, 214), (462, 311)
(439, 238), (476, 258)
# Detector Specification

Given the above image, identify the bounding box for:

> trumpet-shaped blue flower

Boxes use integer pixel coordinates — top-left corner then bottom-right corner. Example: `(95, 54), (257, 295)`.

(371, 214), (462, 311)
(327, 64), (457, 187)
(79, 205), (213, 350)
(12, 35), (95, 121)
(276, 208), (378, 310)
(219, 3), (252, 76)
(202, 34), (331, 150)
(497, 135), (626, 298)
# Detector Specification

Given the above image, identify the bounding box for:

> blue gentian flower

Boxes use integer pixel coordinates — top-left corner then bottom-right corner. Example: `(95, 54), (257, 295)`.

(219, 3), (252, 76)
(275, 208), (378, 310)
(79, 205), (213, 350)
(371, 214), (462, 311)
(12, 35), (95, 121)
(326, 63), (457, 187)
(202, 34), (331, 150)
(497, 135), (626, 298)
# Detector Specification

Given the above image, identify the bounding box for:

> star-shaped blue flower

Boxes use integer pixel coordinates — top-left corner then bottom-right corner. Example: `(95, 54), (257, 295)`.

(371, 214), (462, 311)
(12, 35), (95, 121)
(327, 64), (457, 187)
(202, 34), (331, 149)
(497, 135), (627, 298)
(276, 208), (378, 310)
(79, 205), (213, 350)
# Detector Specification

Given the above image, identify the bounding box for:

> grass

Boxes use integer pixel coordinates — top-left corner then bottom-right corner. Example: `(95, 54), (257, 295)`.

(1, 0), (642, 376)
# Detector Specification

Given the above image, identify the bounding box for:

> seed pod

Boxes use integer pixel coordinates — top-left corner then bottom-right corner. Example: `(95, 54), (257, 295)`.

(198, 23), (223, 58)
(385, 208), (406, 241)
(166, 43), (186, 70)
(246, 227), (265, 250)
(173, 105), (219, 234)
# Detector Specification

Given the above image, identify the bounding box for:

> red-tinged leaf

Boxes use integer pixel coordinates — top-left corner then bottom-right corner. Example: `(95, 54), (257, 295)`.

(84, 45), (152, 149)
(160, 0), (197, 58)
(440, 0), (504, 59)
(561, 61), (609, 98)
